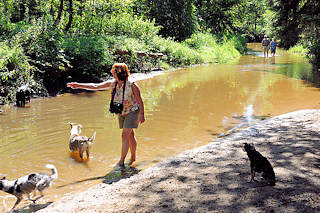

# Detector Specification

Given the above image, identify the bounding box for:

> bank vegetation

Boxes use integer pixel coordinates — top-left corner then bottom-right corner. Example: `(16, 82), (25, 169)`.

(0, 0), (319, 104)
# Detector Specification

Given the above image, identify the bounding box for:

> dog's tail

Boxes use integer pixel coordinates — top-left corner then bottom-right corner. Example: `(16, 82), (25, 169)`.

(46, 164), (58, 180)
(89, 132), (96, 144)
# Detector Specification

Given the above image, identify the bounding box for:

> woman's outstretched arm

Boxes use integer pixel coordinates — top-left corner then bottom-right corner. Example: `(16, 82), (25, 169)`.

(67, 81), (112, 91)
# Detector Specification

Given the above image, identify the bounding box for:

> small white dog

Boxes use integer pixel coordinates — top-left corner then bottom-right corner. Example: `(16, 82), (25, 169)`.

(69, 123), (96, 159)
(0, 164), (58, 210)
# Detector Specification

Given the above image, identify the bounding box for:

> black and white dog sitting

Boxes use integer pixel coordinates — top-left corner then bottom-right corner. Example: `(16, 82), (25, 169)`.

(243, 143), (276, 186)
(0, 164), (58, 210)
(16, 84), (31, 107)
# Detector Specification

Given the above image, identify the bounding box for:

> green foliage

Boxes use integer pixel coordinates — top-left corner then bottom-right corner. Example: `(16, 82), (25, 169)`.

(103, 14), (160, 41)
(137, 0), (197, 41)
(0, 42), (35, 104)
(150, 35), (202, 65)
(194, 0), (241, 34)
(183, 32), (218, 49)
(288, 44), (308, 56)
(0, 0), (249, 104)
(6, 18), (72, 95)
(182, 33), (245, 63)
(306, 31), (320, 67)
(230, 0), (276, 42)
(62, 36), (113, 81)
(270, 0), (320, 67)
(0, 9), (14, 37)
(270, 0), (302, 49)
(0, 42), (30, 82)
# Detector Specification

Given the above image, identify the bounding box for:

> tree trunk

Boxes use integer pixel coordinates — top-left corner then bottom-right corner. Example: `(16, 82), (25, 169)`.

(3, 0), (7, 11)
(50, 0), (55, 18)
(65, 0), (73, 31)
(54, 0), (64, 26)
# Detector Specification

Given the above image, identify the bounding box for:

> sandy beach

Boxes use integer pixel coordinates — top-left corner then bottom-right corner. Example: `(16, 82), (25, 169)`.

(12, 109), (319, 213)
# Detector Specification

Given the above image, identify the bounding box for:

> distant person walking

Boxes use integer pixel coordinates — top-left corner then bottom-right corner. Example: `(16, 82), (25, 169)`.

(270, 38), (277, 57)
(261, 35), (271, 58)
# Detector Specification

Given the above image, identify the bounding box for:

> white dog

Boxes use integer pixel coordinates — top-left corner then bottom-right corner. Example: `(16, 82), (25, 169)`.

(0, 164), (58, 210)
(69, 123), (96, 159)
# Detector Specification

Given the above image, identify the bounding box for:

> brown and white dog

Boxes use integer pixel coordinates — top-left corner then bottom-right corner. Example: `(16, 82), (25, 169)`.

(69, 123), (96, 160)
(0, 164), (58, 210)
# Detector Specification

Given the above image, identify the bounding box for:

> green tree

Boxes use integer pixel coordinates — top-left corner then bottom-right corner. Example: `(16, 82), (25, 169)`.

(270, 0), (301, 49)
(270, 0), (320, 66)
(194, 0), (241, 35)
(135, 0), (197, 41)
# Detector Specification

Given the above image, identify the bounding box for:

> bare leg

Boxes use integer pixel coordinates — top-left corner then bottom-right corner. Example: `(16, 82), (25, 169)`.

(118, 128), (132, 166)
(128, 130), (137, 165)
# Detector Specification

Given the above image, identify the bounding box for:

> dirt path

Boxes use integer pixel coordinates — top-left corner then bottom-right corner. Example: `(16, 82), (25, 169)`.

(21, 109), (320, 212)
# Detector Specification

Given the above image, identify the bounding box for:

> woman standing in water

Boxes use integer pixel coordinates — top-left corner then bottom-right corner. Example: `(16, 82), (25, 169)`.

(67, 63), (145, 167)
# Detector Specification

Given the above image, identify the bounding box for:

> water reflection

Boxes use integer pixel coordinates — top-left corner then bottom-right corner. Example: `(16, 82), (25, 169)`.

(246, 43), (319, 86)
(0, 43), (320, 211)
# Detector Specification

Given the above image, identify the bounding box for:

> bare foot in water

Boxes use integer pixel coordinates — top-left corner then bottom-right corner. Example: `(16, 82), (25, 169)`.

(117, 161), (125, 168)
(129, 158), (135, 166)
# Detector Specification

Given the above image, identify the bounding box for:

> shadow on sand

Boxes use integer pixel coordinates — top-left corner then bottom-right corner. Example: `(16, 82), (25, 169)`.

(13, 202), (53, 213)
(96, 111), (320, 212)
(57, 164), (141, 189)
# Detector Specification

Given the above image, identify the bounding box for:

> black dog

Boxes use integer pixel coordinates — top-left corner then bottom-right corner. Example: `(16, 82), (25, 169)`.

(16, 84), (31, 107)
(243, 143), (276, 186)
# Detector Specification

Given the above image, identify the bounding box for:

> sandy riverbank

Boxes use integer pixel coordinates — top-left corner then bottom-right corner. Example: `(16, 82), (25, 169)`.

(17, 109), (320, 213)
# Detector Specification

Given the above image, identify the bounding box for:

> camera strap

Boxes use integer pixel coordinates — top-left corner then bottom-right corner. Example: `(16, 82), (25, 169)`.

(111, 81), (126, 105)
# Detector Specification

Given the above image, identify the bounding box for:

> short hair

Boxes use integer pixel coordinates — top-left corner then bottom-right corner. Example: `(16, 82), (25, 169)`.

(111, 63), (130, 77)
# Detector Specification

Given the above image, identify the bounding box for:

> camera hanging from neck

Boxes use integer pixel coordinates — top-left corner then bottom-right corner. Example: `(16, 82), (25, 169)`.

(109, 80), (126, 114)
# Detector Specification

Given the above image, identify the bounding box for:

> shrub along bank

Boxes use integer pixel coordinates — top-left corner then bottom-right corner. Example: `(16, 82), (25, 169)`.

(0, 16), (247, 105)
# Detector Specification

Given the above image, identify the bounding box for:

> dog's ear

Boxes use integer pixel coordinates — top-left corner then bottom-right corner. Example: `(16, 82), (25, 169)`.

(77, 125), (82, 134)
(1, 177), (6, 180)
(69, 122), (76, 128)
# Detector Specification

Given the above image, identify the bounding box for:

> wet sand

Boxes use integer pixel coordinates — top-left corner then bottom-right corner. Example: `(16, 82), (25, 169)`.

(24, 109), (320, 213)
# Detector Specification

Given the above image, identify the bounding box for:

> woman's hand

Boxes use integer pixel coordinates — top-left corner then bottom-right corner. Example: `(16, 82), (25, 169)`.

(132, 82), (145, 124)
(67, 82), (79, 89)
(139, 112), (145, 124)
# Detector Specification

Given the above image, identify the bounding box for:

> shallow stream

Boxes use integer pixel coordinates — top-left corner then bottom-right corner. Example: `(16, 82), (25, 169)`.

(0, 43), (319, 211)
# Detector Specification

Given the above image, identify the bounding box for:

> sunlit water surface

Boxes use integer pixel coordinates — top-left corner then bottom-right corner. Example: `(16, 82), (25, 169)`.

(0, 43), (319, 211)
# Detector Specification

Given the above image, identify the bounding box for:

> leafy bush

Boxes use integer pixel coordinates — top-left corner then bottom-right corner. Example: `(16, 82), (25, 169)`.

(63, 36), (113, 81)
(104, 14), (160, 41)
(0, 42), (41, 104)
(151, 35), (202, 65)
(8, 18), (71, 95)
(306, 33), (320, 67)
(183, 32), (218, 50)
(288, 44), (308, 56)
(182, 33), (245, 63)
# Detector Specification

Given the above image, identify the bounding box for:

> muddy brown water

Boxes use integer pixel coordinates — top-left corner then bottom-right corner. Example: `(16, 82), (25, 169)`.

(0, 43), (320, 211)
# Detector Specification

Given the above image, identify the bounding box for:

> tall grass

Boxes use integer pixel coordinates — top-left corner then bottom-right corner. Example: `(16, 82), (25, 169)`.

(183, 33), (243, 64)
(288, 44), (308, 56)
